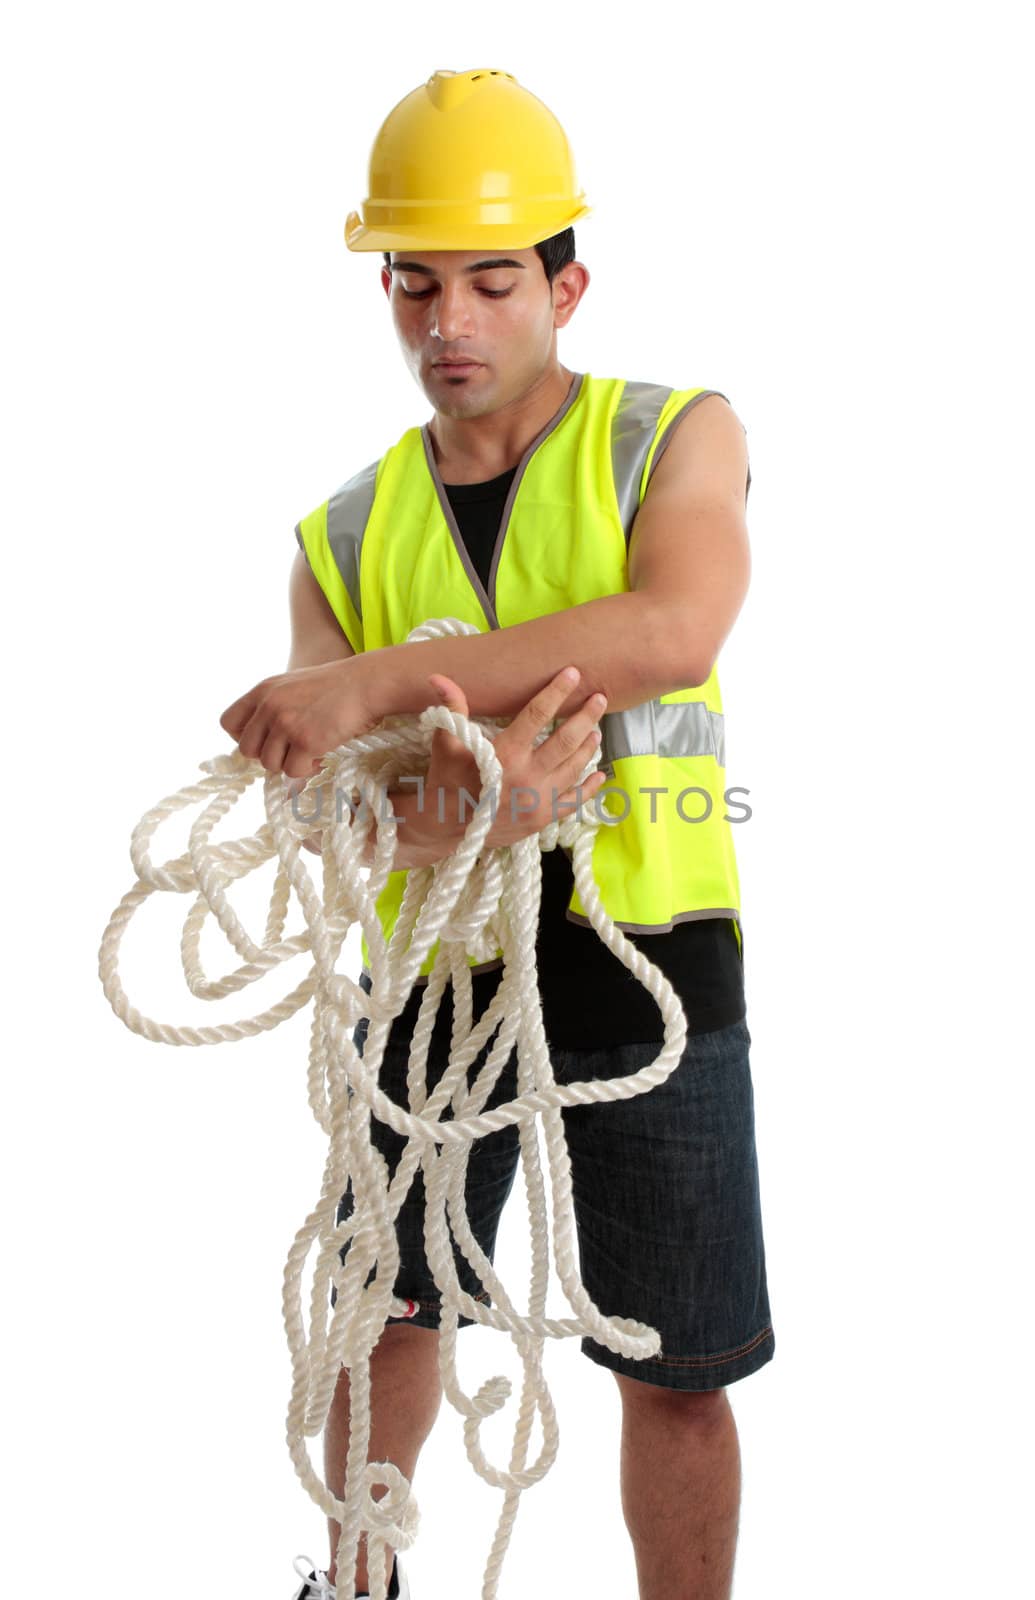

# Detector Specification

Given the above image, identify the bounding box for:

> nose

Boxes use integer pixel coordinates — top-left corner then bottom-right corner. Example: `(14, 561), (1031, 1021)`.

(430, 282), (475, 343)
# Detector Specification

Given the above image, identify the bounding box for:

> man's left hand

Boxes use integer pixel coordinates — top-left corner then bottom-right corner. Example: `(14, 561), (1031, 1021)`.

(219, 656), (380, 780)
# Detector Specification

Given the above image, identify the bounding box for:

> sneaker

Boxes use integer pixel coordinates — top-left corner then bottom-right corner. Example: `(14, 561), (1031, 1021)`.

(291, 1551), (409, 1599)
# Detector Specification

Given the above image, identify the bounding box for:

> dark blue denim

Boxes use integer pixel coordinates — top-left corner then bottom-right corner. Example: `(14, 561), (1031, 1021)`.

(335, 980), (775, 1392)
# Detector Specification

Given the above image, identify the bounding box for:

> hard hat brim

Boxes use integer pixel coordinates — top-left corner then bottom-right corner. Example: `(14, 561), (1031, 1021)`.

(344, 204), (592, 253)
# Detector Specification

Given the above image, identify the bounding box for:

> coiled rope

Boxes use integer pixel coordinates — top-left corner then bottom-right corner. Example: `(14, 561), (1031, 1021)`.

(98, 617), (688, 1600)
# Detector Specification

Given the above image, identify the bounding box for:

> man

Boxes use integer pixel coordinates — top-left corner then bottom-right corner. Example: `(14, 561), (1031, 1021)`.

(221, 68), (775, 1600)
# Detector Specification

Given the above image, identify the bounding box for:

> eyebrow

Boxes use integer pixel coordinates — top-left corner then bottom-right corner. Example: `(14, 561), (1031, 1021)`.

(388, 258), (528, 276)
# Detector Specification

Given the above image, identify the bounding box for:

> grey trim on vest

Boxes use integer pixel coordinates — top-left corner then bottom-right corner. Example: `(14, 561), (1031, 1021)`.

(565, 906), (741, 933)
(325, 458), (380, 622)
(420, 429), (499, 626)
(647, 389), (730, 492)
(421, 371), (587, 631)
(603, 699), (725, 767)
(293, 523), (310, 568)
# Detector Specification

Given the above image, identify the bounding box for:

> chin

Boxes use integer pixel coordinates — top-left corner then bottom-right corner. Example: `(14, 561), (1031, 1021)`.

(423, 376), (493, 415)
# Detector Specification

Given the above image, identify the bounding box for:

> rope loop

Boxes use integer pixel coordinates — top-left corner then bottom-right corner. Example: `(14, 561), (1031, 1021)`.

(98, 618), (688, 1600)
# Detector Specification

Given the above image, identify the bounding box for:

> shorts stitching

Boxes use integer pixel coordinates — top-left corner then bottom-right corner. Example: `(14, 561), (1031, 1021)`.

(395, 1287), (492, 1315)
(627, 1325), (774, 1369)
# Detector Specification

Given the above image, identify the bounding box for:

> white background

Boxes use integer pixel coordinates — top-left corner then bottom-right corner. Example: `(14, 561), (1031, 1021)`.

(3, 2), (1032, 1595)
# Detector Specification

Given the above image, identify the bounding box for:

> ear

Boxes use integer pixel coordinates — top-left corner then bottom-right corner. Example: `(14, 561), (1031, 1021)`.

(381, 266), (392, 298)
(551, 262), (590, 330)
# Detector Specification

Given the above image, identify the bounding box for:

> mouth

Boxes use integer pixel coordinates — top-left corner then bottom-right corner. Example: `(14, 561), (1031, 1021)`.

(432, 360), (484, 373)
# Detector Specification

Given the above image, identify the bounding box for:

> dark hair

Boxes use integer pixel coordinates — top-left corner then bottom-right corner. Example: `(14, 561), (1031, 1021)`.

(532, 228), (577, 283)
(382, 228), (576, 285)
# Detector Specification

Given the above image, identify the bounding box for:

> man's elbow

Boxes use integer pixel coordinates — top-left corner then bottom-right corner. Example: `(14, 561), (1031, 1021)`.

(667, 593), (749, 689)
(667, 628), (726, 691)
(656, 611), (717, 691)
(684, 627), (737, 688)
(681, 653), (716, 689)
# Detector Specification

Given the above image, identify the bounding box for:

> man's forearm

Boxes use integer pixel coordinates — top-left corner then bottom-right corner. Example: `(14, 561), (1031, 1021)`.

(358, 592), (702, 724)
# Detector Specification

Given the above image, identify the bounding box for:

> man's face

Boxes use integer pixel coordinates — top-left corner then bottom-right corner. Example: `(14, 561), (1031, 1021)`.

(381, 247), (561, 417)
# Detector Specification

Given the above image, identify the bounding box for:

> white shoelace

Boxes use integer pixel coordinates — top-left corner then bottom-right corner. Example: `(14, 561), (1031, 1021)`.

(292, 1555), (336, 1596)
(291, 1552), (389, 1599)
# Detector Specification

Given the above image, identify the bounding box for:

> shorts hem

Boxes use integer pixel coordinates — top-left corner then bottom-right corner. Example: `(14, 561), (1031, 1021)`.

(384, 1287), (493, 1331)
(579, 1324), (775, 1391)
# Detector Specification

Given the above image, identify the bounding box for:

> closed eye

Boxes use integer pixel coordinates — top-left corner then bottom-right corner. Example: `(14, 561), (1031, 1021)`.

(399, 287), (514, 299)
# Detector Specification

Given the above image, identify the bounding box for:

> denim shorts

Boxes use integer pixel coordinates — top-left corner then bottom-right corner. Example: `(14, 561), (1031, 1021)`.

(334, 988), (775, 1392)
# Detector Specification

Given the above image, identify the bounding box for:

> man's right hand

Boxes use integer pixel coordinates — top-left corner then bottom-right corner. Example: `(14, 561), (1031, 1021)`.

(422, 665), (609, 851)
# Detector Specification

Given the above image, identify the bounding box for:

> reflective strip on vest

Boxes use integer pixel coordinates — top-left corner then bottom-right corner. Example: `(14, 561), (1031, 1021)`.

(326, 459), (377, 627)
(611, 382), (730, 544)
(606, 699), (725, 768)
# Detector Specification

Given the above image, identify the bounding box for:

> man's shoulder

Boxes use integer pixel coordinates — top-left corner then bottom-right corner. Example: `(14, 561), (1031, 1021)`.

(601, 373), (731, 413)
(329, 453), (382, 504)
(329, 415), (427, 500)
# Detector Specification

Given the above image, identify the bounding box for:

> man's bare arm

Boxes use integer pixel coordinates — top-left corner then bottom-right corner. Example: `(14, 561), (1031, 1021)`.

(285, 552), (352, 853)
(360, 394), (751, 725)
(287, 549), (357, 673)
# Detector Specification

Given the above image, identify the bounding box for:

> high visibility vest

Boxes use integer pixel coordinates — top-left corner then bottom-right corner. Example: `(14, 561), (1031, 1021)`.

(295, 372), (745, 978)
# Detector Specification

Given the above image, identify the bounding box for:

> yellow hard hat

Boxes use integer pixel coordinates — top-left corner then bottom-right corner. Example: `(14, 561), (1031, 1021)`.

(345, 68), (591, 252)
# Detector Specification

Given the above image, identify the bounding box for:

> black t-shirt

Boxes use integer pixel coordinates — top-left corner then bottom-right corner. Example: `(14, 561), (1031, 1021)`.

(381, 464), (747, 1051)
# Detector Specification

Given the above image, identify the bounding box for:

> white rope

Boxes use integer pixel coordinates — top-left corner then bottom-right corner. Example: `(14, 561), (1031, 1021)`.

(98, 617), (688, 1600)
